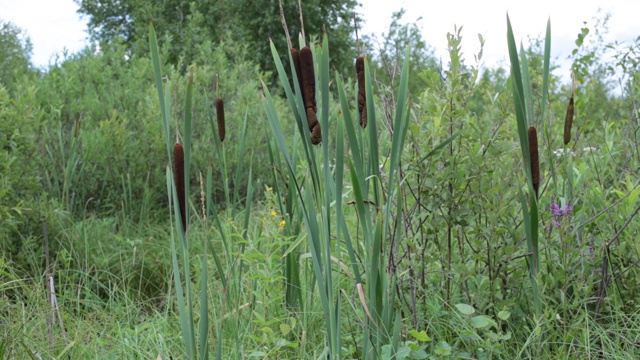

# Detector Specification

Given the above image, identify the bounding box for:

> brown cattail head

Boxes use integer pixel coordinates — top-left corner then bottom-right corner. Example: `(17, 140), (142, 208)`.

(291, 48), (304, 98)
(310, 117), (322, 145)
(216, 97), (226, 142)
(563, 96), (574, 145)
(299, 47), (316, 113)
(298, 46), (321, 145)
(528, 126), (540, 199)
(173, 143), (187, 233)
(355, 56), (367, 128)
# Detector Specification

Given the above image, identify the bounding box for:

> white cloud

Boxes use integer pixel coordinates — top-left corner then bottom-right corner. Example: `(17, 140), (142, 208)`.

(360, 0), (640, 81)
(1, 0), (639, 73)
(0, 0), (88, 67)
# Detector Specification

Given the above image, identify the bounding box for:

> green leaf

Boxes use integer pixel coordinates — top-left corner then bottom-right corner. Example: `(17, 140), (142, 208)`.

(275, 339), (291, 347)
(455, 303), (476, 315)
(471, 315), (498, 329)
(498, 309), (511, 321)
(435, 341), (452, 356)
(412, 348), (428, 359)
(409, 329), (431, 342)
(280, 323), (291, 336)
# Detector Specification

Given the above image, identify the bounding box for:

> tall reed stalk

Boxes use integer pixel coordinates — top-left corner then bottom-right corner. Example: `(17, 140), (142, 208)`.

(150, 24), (209, 359)
(506, 16), (551, 316)
(262, 30), (412, 358)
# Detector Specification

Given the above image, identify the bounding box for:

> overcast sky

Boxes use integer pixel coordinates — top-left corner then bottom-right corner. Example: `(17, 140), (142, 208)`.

(1, 0), (639, 78)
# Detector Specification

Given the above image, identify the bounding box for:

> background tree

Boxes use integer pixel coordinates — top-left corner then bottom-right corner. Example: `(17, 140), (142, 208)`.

(0, 20), (35, 91)
(75, 0), (360, 74)
(363, 9), (438, 96)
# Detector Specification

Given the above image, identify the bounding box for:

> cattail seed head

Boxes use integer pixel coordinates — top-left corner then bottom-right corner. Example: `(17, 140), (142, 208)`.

(563, 96), (574, 145)
(355, 56), (367, 128)
(216, 97), (226, 142)
(298, 47), (316, 112)
(297, 46), (321, 145)
(310, 117), (322, 145)
(291, 48), (304, 97)
(173, 143), (187, 233)
(528, 126), (540, 199)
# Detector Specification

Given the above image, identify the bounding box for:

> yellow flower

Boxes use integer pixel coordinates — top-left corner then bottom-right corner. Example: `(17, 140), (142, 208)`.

(270, 210), (277, 217)
(267, 187), (273, 193)
(279, 220), (286, 227)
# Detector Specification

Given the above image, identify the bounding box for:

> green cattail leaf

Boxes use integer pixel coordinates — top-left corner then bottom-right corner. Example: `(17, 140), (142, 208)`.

(166, 167), (194, 359)
(336, 75), (364, 183)
(364, 57), (380, 205)
(183, 69), (194, 237)
(507, 15), (530, 177)
(541, 18), (551, 122)
(233, 109), (250, 208)
(335, 75), (363, 284)
(149, 23), (172, 160)
(387, 47), (412, 198)
(205, 167), (228, 291)
(198, 236), (209, 360)
(243, 166), (254, 238)
(520, 45), (535, 127)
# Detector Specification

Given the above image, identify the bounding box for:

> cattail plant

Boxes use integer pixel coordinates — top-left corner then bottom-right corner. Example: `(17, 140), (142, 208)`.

(263, 32), (411, 357)
(507, 16), (550, 317)
(216, 97), (226, 142)
(173, 142), (187, 233)
(564, 79), (575, 145)
(356, 55), (367, 128)
(151, 24), (212, 360)
(528, 125), (540, 199)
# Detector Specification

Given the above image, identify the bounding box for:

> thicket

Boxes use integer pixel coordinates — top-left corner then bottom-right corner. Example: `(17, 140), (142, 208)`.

(1, 9), (640, 359)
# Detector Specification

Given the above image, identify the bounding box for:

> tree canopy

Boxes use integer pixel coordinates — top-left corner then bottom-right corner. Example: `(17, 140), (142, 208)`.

(0, 20), (34, 90)
(75, 0), (360, 74)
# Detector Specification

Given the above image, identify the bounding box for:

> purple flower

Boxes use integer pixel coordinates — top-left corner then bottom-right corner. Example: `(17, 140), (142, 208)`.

(551, 202), (573, 226)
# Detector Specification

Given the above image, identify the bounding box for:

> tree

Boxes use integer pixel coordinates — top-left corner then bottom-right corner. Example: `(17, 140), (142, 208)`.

(363, 9), (438, 96)
(0, 20), (35, 90)
(75, 0), (360, 74)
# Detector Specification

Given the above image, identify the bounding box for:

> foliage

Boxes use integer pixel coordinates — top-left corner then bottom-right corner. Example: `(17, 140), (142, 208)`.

(20, 37), (266, 219)
(0, 20), (35, 91)
(75, 0), (360, 75)
(364, 9), (438, 96)
(2, 7), (640, 360)
(0, 82), (68, 271)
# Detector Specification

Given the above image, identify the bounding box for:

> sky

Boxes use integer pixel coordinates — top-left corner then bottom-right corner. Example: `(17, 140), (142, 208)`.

(0, 0), (87, 66)
(1, 0), (639, 78)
